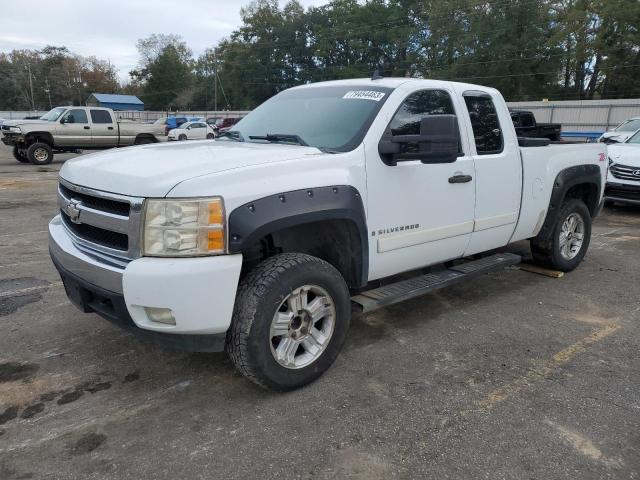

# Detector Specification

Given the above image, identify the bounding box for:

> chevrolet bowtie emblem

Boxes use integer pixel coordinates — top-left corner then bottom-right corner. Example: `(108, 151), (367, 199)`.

(64, 199), (82, 224)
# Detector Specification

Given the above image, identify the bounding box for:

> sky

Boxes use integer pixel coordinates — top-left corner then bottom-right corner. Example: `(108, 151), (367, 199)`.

(0, 0), (330, 82)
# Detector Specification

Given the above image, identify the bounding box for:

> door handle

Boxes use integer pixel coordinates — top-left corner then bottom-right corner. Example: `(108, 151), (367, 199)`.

(448, 174), (473, 184)
(107, 126), (114, 130)
(83, 126), (90, 130)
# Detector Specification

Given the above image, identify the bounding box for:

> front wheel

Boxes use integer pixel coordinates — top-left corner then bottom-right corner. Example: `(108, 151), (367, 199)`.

(531, 199), (592, 272)
(178, 134), (187, 141)
(226, 253), (351, 391)
(27, 142), (53, 165)
(13, 146), (29, 163)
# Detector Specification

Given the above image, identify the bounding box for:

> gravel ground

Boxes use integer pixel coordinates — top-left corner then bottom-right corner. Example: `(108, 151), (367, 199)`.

(0, 144), (638, 479)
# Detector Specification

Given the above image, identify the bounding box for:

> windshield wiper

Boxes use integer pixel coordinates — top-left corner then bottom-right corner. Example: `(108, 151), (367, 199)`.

(248, 133), (308, 146)
(217, 130), (244, 142)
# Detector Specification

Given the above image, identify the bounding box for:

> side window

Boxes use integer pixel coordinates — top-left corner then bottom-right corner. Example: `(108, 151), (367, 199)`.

(388, 90), (456, 135)
(521, 113), (535, 128)
(464, 95), (503, 155)
(90, 110), (113, 124)
(511, 113), (521, 127)
(62, 109), (88, 124)
(385, 89), (461, 157)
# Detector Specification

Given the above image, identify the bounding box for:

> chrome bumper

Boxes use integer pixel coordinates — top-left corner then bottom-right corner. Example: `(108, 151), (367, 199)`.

(49, 215), (124, 294)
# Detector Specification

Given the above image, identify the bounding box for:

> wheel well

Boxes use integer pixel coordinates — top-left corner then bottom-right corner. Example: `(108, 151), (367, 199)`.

(564, 182), (599, 216)
(135, 133), (157, 143)
(25, 132), (54, 147)
(239, 219), (364, 289)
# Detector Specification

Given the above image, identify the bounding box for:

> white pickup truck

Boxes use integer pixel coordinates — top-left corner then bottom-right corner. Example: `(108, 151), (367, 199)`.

(49, 78), (607, 390)
(1, 106), (163, 165)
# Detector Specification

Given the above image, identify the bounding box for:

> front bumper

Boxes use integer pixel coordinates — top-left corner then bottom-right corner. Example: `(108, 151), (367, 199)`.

(49, 215), (243, 350)
(1, 132), (23, 146)
(605, 181), (640, 206)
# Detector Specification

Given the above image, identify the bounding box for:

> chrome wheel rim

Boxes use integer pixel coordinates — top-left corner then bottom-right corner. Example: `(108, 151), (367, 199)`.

(270, 285), (336, 369)
(559, 212), (585, 260)
(34, 147), (48, 162)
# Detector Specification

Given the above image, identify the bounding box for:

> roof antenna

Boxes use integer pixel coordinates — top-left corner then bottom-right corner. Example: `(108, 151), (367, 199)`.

(371, 69), (383, 80)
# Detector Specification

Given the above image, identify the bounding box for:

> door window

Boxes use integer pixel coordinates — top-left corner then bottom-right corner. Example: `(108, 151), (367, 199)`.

(384, 89), (461, 157)
(62, 109), (88, 124)
(90, 110), (113, 124)
(464, 95), (503, 155)
(520, 113), (535, 127)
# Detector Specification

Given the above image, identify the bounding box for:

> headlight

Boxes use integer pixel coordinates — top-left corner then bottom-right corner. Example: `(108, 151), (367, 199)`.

(143, 198), (225, 256)
(9, 126), (21, 133)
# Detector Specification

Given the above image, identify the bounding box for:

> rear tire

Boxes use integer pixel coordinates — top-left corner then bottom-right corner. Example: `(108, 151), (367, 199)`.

(13, 146), (28, 163)
(531, 199), (592, 272)
(226, 253), (351, 391)
(134, 136), (154, 145)
(26, 142), (53, 165)
(206, 133), (215, 140)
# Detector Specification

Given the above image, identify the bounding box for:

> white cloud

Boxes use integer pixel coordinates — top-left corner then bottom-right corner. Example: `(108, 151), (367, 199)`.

(0, 0), (330, 82)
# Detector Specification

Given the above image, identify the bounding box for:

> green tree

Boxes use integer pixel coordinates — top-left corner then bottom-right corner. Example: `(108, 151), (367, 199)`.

(141, 45), (193, 110)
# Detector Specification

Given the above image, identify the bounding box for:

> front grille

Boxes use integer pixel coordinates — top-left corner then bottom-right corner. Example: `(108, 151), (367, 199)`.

(610, 163), (640, 182)
(58, 180), (144, 260)
(605, 185), (640, 201)
(59, 183), (130, 216)
(61, 212), (129, 250)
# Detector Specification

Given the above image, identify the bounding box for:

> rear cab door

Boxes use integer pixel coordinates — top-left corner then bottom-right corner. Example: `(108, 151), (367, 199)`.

(89, 109), (118, 147)
(364, 81), (476, 280)
(456, 87), (522, 255)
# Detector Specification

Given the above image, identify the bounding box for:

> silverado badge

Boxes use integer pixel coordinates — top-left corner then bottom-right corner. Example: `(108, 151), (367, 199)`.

(64, 199), (82, 224)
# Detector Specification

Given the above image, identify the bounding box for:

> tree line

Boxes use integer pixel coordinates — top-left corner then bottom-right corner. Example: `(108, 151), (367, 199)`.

(1, 0), (638, 112)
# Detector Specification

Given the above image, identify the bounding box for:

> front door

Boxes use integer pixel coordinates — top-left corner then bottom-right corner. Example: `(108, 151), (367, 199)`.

(57, 109), (91, 147)
(189, 122), (207, 139)
(366, 88), (476, 280)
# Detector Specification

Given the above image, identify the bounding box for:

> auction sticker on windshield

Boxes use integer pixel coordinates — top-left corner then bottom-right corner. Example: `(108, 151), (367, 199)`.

(343, 91), (386, 101)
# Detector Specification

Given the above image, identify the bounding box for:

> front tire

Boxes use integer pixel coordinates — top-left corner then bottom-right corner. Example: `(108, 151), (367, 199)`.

(26, 142), (53, 165)
(178, 134), (187, 141)
(13, 146), (29, 163)
(226, 253), (351, 391)
(531, 199), (592, 272)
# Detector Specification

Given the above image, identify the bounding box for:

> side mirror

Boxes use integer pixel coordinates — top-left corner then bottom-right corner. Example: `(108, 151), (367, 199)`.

(60, 117), (66, 124)
(378, 115), (459, 165)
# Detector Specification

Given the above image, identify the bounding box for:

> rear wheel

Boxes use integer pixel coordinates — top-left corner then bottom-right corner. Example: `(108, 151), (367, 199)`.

(12, 146), (28, 163)
(531, 199), (592, 272)
(226, 253), (351, 391)
(206, 133), (215, 140)
(26, 142), (53, 165)
(134, 136), (154, 145)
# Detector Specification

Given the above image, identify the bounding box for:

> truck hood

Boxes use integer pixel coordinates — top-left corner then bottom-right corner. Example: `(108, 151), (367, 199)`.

(2, 119), (49, 128)
(607, 143), (640, 167)
(59, 140), (323, 197)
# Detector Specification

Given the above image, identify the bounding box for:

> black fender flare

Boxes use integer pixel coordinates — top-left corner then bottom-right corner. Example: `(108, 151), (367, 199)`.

(535, 164), (602, 242)
(228, 185), (368, 287)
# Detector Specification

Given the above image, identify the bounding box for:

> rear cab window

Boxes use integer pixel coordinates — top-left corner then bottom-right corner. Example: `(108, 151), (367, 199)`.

(463, 94), (504, 155)
(90, 110), (113, 124)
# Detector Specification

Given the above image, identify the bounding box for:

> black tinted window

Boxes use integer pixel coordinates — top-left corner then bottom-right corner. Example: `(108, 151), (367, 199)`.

(63, 109), (88, 124)
(521, 113), (535, 127)
(464, 96), (503, 154)
(388, 90), (455, 135)
(90, 110), (113, 124)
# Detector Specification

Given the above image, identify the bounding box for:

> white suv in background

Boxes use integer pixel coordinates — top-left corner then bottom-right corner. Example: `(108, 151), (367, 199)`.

(599, 117), (640, 144)
(605, 129), (640, 205)
(168, 121), (216, 141)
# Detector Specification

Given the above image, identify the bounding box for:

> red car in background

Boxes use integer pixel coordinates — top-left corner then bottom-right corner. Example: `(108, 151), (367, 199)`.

(206, 117), (242, 136)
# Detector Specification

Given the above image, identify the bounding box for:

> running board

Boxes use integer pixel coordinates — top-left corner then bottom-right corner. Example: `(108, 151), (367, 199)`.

(351, 253), (521, 313)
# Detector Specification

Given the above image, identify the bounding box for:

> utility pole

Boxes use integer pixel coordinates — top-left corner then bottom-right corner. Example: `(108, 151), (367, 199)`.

(26, 63), (35, 111)
(214, 51), (218, 113)
(44, 78), (52, 109)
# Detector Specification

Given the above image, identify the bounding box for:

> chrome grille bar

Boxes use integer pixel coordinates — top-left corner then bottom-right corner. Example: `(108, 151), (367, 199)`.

(58, 178), (144, 261)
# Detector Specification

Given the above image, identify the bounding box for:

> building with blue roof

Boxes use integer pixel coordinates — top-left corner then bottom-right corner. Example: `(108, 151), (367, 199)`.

(86, 93), (144, 111)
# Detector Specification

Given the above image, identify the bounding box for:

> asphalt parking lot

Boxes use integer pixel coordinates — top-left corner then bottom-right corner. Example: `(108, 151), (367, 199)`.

(0, 145), (639, 479)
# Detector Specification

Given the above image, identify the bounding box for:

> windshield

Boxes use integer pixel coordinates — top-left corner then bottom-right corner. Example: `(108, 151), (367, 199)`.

(627, 130), (640, 144)
(176, 122), (190, 129)
(228, 85), (393, 151)
(40, 107), (66, 122)
(616, 119), (640, 132)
